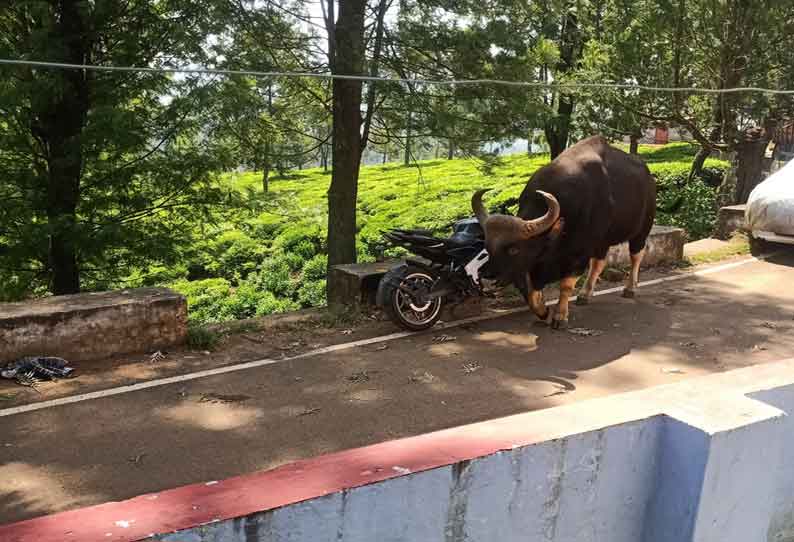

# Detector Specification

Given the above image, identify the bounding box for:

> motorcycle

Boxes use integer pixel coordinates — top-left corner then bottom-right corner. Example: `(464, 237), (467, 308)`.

(376, 217), (493, 331)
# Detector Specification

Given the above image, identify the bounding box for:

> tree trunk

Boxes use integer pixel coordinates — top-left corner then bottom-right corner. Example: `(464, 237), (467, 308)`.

(42, 0), (89, 295)
(263, 85), (274, 193)
(326, 0), (366, 307)
(629, 134), (639, 155)
(447, 140), (455, 160)
(261, 165), (270, 193)
(404, 111), (412, 166)
(544, 100), (572, 159)
(382, 152), (387, 164)
(543, 10), (581, 160)
(360, 0), (388, 155)
(733, 130), (769, 204)
(689, 146), (711, 182)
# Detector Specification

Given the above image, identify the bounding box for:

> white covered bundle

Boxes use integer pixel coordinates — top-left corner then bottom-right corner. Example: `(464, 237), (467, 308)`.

(746, 158), (794, 236)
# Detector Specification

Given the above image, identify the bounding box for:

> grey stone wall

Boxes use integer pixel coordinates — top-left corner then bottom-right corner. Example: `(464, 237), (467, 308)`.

(0, 288), (187, 362)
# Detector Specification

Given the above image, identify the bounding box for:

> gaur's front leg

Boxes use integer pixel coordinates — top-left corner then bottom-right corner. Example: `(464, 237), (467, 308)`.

(552, 276), (577, 330)
(524, 273), (549, 321)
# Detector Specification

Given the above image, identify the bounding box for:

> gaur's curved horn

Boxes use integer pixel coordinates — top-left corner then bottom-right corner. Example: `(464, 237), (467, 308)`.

(471, 189), (491, 227)
(522, 190), (560, 237)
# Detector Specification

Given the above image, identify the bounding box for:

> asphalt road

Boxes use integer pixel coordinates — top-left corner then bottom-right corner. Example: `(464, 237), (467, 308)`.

(3, 252), (794, 525)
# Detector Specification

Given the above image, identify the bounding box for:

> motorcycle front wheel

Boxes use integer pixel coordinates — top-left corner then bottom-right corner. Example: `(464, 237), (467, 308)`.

(377, 264), (444, 331)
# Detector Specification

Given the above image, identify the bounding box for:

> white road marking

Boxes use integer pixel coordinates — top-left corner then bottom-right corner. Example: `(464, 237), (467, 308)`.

(0, 254), (775, 418)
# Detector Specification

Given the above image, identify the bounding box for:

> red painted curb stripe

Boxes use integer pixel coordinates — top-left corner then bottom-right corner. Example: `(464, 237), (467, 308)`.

(0, 401), (646, 542)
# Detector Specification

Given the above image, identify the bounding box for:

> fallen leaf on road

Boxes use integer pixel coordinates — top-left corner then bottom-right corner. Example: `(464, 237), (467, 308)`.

(347, 370), (374, 383)
(298, 407), (321, 417)
(568, 328), (604, 337)
(409, 371), (437, 384)
(462, 362), (482, 374)
(278, 341), (303, 351)
(128, 453), (146, 464)
(199, 393), (251, 404)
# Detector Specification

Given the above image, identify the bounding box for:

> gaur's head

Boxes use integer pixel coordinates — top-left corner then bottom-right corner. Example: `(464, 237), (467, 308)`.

(471, 189), (561, 282)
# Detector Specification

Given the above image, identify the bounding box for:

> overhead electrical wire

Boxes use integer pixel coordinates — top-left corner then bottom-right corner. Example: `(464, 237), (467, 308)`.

(1, 58), (794, 95)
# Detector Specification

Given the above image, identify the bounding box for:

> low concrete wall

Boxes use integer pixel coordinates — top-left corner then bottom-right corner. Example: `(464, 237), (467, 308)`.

(606, 224), (685, 267)
(333, 225), (685, 307)
(7, 359), (794, 542)
(0, 288), (187, 362)
(714, 204), (747, 240)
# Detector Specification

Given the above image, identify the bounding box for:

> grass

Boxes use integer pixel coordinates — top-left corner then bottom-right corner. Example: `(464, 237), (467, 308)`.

(227, 142), (726, 249)
(186, 325), (223, 351)
(685, 234), (751, 266)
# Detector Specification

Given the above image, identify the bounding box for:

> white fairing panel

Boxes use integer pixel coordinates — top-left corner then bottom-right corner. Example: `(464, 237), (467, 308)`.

(746, 158), (794, 236)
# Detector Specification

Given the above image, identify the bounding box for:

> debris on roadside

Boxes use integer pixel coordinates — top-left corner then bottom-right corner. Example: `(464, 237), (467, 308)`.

(432, 334), (456, 343)
(462, 362), (482, 374)
(1, 356), (75, 388)
(240, 334), (266, 344)
(348, 370), (376, 383)
(567, 328), (604, 337)
(128, 453), (146, 465)
(761, 322), (777, 329)
(409, 371), (437, 384)
(298, 407), (321, 417)
(198, 393), (251, 404)
(149, 351), (167, 363)
(680, 341), (699, 349)
(341, 329), (354, 335)
(372, 343), (389, 351)
(661, 367), (686, 375)
(752, 344), (769, 352)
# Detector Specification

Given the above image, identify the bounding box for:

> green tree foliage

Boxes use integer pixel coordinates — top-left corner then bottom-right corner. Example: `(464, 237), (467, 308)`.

(0, 0), (234, 298)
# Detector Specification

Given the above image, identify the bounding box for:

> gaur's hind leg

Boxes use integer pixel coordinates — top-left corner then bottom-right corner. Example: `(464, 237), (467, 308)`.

(623, 236), (648, 298)
(576, 257), (607, 305)
(552, 276), (577, 330)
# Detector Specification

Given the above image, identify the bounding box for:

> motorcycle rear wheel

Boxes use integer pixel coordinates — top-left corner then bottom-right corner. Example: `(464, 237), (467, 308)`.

(377, 264), (444, 331)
